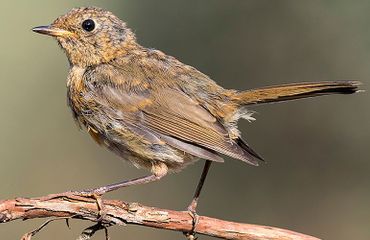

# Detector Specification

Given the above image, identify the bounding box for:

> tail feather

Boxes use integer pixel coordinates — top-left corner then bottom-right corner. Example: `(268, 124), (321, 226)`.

(233, 80), (361, 105)
(237, 137), (264, 161)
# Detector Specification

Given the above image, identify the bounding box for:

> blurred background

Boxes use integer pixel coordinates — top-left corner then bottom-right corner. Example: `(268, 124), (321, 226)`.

(0, 0), (369, 239)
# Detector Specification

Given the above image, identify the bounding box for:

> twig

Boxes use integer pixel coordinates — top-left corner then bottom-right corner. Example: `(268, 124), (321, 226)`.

(0, 191), (320, 240)
(21, 217), (72, 240)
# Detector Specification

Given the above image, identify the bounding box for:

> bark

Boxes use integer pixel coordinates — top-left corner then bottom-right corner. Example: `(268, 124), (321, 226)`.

(0, 192), (320, 240)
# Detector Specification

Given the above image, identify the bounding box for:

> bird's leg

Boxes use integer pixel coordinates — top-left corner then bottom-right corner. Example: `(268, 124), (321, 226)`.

(79, 162), (168, 195)
(81, 174), (165, 195)
(72, 163), (168, 221)
(73, 174), (165, 221)
(186, 160), (212, 237)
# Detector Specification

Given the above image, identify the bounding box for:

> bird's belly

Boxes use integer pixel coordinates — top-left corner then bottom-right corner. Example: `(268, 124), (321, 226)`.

(81, 115), (199, 172)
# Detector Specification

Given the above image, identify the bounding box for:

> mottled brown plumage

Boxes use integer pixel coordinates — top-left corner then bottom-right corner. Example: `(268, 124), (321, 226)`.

(33, 7), (360, 208)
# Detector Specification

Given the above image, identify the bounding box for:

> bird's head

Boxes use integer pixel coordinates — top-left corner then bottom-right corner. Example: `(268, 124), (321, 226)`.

(33, 7), (136, 67)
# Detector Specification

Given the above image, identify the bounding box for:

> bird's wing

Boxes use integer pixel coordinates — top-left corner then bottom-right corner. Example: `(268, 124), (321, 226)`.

(96, 83), (259, 165)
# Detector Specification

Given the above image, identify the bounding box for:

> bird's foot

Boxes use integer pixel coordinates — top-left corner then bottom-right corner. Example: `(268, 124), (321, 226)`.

(183, 204), (199, 240)
(67, 188), (107, 222)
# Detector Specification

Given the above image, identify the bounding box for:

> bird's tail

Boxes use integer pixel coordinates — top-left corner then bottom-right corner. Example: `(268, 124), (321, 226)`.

(232, 81), (361, 106)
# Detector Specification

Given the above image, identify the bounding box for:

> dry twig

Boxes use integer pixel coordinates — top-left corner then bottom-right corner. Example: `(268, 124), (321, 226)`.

(0, 192), (320, 240)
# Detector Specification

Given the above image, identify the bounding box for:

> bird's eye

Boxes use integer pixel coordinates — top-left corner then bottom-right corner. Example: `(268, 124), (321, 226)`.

(82, 19), (95, 32)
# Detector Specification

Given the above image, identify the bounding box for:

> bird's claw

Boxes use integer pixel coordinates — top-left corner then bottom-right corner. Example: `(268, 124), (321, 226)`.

(184, 206), (199, 240)
(66, 189), (106, 222)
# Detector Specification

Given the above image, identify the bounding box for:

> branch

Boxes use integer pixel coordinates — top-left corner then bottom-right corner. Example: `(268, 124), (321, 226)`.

(0, 192), (320, 240)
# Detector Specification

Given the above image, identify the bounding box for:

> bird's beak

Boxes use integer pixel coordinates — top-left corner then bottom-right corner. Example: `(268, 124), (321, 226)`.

(32, 25), (75, 37)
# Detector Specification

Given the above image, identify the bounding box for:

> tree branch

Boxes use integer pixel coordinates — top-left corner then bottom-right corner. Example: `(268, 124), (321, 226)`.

(0, 192), (320, 240)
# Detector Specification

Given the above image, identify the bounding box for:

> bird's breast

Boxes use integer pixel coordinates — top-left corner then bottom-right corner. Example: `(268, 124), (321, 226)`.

(66, 66), (92, 128)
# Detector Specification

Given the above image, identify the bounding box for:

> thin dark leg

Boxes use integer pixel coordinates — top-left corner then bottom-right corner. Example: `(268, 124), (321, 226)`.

(185, 160), (212, 238)
(187, 160), (212, 212)
(80, 174), (164, 195)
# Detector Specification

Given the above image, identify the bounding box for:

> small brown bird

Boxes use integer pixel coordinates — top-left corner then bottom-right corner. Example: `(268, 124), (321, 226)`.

(33, 7), (360, 214)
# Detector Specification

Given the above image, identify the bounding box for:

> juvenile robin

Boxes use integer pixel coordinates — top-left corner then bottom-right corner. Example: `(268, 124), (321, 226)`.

(33, 7), (360, 217)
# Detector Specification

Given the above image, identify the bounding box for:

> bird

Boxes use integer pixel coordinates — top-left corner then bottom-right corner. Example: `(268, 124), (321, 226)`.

(32, 7), (360, 216)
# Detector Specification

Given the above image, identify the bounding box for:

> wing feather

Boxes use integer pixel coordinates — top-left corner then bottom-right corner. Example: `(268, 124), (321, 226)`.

(142, 89), (259, 165)
(85, 69), (261, 165)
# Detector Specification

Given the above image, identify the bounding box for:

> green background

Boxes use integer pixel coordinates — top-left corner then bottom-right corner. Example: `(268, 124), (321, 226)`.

(0, 1), (369, 239)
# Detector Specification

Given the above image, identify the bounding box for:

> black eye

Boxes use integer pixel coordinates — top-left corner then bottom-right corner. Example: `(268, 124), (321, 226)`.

(82, 19), (95, 32)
